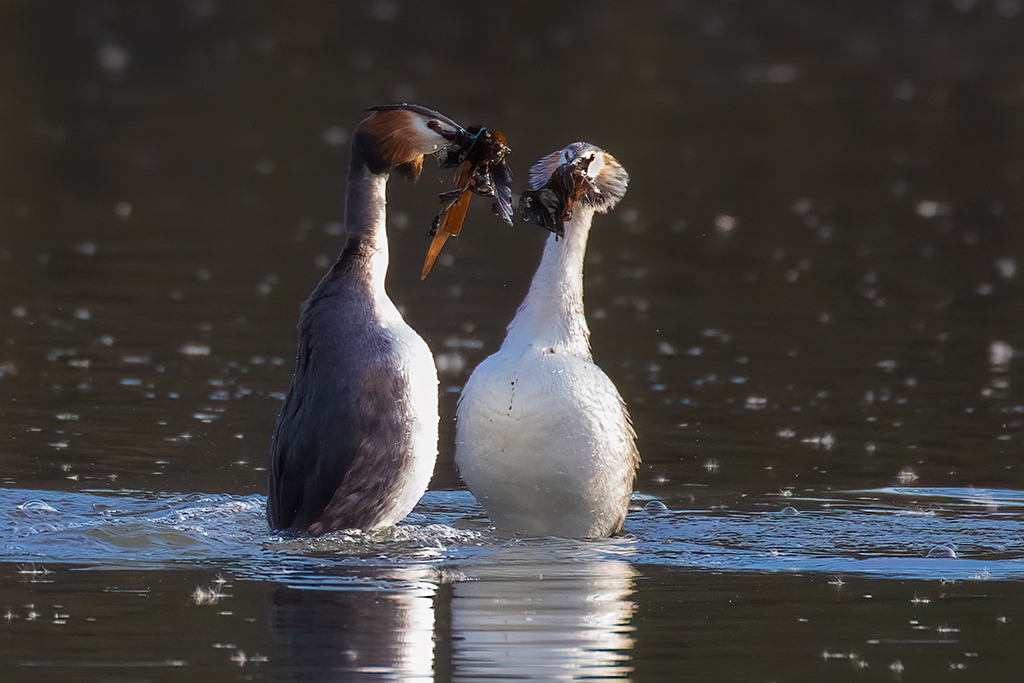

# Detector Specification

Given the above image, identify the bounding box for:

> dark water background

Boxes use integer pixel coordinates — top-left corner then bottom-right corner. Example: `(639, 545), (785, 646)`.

(2, 1), (1024, 680)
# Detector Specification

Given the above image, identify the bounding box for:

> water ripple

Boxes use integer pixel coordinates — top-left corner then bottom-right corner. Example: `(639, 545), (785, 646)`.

(1, 487), (1022, 583)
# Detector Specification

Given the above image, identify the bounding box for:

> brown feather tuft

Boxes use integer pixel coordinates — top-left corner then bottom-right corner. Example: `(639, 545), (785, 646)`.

(394, 155), (423, 182)
(355, 109), (438, 178)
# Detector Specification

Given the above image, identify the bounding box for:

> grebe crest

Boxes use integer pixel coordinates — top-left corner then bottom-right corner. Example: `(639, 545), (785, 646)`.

(355, 104), (465, 181)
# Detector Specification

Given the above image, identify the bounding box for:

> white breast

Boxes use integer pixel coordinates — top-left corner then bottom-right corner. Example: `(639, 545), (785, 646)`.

(376, 295), (439, 525)
(455, 342), (635, 538)
(455, 185), (637, 538)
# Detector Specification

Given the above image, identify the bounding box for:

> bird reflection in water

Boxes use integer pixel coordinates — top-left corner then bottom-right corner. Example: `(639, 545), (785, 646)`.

(266, 550), (636, 681)
(268, 568), (437, 680)
(450, 553), (637, 680)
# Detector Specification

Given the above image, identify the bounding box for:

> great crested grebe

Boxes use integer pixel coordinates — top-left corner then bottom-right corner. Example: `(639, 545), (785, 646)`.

(268, 104), (491, 536)
(455, 142), (639, 538)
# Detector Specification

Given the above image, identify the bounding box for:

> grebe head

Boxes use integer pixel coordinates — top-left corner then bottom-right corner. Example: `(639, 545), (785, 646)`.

(520, 142), (629, 238)
(350, 103), (515, 278)
(355, 103), (467, 181)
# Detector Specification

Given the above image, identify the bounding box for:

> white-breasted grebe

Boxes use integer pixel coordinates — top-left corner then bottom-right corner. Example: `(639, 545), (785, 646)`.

(455, 142), (638, 538)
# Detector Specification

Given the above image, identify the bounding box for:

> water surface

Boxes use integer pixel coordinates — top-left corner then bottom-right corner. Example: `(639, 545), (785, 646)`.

(2, 1), (1024, 680)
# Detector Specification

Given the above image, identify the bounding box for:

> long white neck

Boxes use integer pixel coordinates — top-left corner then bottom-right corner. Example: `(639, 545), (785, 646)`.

(503, 207), (595, 357)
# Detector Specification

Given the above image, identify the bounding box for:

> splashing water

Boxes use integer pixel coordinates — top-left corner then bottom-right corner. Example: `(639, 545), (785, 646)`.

(1, 487), (1022, 584)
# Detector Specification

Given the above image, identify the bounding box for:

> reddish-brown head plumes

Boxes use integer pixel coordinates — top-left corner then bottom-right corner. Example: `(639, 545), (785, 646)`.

(353, 107), (455, 181)
(341, 104), (513, 280)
